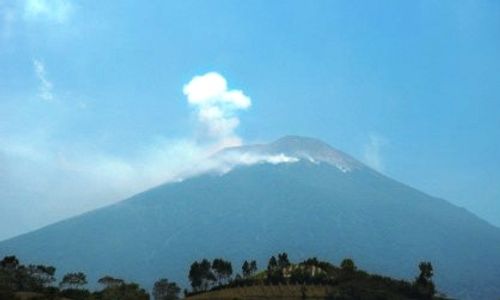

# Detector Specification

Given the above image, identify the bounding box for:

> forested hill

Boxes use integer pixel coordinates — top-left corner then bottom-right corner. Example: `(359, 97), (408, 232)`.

(0, 253), (448, 300)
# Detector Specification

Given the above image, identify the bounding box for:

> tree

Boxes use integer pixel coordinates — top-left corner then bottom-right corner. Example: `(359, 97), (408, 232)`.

(224, 260), (233, 283)
(416, 262), (433, 284)
(153, 278), (180, 300)
(189, 261), (202, 292)
(0, 256), (19, 270)
(242, 260), (250, 278)
(189, 259), (215, 292)
(60, 272), (87, 289)
(212, 258), (232, 285)
(0, 256), (46, 292)
(267, 255), (278, 277)
(0, 256), (21, 291)
(414, 262), (435, 299)
(98, 275), (124, 288)
(277, 253), (290, 269)
(0, 257), (18, 299)
(340, 258), (357, 273)
(243, 260), (257, 278)
(249, 260), (257, 276)
(199, 259), (216, 290)
(212, 258), (223, 285)
(302, 257), (319, 267)
(27, 264), (56, 290)
(267, 256), (283, 283)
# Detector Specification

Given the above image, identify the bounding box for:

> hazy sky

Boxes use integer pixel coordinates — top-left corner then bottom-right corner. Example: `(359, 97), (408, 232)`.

(1, 0), (499, 240)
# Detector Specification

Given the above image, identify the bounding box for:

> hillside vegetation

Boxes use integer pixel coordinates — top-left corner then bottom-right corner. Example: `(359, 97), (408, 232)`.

(0, 252), (447, 300)
(185, 253), (445, 300)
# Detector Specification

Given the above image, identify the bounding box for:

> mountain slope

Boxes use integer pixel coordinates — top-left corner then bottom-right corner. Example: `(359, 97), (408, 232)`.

(1, 136), (499, 299)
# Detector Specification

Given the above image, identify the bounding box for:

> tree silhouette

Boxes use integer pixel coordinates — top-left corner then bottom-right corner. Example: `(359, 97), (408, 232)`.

(267, 256), (277, 276)
(267, 255), (285, 283)
(0, 256), (19, 270)
(200, 259), (215, 290)
(278, 252), (290, 269)
(189, 261), (202, 292)
(415, 261), (435, 299)
(98, 275), (124, 288)
(60, 272), (87, 289)
(242, 260), (250, 278)
(212, 258), (232, 285)
(153, 278), (180, 300)
(189, 259), (216, 292)
(340, 258), (357, 273)
(27, 264), (56, 289)
(249, 260), (257, 276)
(416, 262), (433, 284)
(242, 260), (257, 278)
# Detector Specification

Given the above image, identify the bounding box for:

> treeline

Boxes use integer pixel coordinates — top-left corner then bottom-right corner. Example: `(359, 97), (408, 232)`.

(0, 253), (441, 300)
(186, 253), (439, 299)
(0, 256), (179, 300)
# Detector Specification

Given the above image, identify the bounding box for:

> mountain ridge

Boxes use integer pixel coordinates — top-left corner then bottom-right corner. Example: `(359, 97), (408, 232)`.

(1, 136), (499, 299)
(216, 135), (363, 172)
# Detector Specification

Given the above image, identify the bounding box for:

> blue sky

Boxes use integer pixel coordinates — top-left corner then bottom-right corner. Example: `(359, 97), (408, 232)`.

(0, 0), (499, 239)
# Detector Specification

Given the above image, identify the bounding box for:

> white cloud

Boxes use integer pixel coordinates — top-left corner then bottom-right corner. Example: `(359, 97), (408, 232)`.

(33, 59), (54, 102)
(362, 134), (387, 172)
(24, 0), (73, 23)
(183, 72), (251, 148)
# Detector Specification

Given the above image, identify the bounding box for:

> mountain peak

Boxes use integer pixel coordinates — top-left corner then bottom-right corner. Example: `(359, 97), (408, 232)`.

(219, 135), (363, 172)
(271, 135), (332, 149)
(270, 135), (343, 154)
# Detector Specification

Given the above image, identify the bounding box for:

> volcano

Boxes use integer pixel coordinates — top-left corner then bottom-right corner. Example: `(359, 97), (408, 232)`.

(1, 136), (499, 299)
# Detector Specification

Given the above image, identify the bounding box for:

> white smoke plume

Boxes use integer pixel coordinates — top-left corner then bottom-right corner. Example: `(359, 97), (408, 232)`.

(0, 71), (297, 239)
(183, 72), (251, 148)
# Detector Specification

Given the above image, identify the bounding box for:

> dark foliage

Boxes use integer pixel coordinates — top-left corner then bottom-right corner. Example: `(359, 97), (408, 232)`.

(212, 258), (232, 285)
(0, 253), (444, 300)
(0, 255), (57, 293)
(93, 281), (149, 300)
(186, 254), (444, 300)
(0, 255), (154, 300)
(60, 272), (87, 290)
(189, 259), (216, 292)
(242, 259), (258, 281)
(153, 278), (180, 300)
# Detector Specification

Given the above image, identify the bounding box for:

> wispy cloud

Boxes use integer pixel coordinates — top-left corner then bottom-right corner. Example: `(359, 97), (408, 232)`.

(0, 5), (16, 39)
(183, 72), (251, 148)
(362, 134), (387, 172)
(24, 0), (73, 23)
(33, 59), (54, 102)
(1, 0), (74, 41)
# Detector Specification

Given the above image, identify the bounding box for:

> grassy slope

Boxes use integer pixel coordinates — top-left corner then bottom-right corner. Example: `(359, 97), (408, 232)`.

(187, 285), (331, 300)
(185, 284), (429, 300)
(15, 292), (71, 300)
